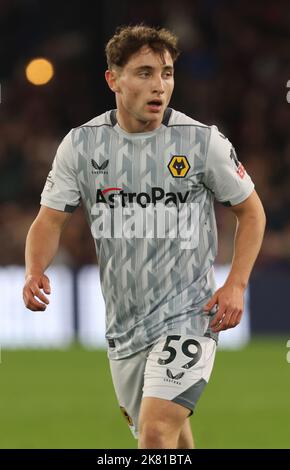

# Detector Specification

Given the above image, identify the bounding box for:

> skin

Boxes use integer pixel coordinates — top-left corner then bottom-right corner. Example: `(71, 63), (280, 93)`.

(23, 45), (266, 449)
(204, 190), (266, 333)
(105, 46), (174, 133)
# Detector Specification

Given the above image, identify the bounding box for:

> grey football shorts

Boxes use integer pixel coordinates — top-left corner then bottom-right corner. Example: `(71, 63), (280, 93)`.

(109, 334), (216, 438)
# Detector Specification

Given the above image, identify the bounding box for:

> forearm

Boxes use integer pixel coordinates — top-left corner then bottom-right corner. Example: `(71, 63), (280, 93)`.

(25, 219), (61, 278)
(226, 211), (266, 288)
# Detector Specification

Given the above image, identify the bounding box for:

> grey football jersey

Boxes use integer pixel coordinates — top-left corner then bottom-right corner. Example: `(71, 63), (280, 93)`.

(41, 108), (254, 359)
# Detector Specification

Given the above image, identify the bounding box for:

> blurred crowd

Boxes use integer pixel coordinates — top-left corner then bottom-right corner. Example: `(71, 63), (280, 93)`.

(1, 0), (290, 267)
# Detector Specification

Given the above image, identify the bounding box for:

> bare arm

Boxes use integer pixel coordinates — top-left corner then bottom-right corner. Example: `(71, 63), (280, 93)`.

(23, 206), (72, 311)
(204, 190), (266, 332)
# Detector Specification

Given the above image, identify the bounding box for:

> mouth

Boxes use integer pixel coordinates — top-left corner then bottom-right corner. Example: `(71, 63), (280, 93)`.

(147, 99), (163, 112)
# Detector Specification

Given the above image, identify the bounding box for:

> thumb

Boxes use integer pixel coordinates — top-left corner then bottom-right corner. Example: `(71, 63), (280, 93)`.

(204, 293), (218, 312)
(41, 275), (51, 294)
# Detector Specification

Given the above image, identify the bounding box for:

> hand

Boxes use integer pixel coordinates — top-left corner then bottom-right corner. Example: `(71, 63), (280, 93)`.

(203, 283), (245, 332)
(23, 274), (51, 311)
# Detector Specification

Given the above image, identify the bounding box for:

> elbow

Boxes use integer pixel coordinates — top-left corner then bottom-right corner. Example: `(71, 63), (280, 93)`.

(253, 208), (266, 238)
(251, 207), (266, 231)
(238, 206), (266, 234)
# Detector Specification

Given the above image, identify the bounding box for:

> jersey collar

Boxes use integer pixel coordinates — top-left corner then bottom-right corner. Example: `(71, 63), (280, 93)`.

(109, 108), (172, 128)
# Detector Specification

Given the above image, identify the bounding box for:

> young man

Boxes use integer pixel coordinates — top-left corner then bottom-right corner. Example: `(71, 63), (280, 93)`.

(23, 25), (266, 449)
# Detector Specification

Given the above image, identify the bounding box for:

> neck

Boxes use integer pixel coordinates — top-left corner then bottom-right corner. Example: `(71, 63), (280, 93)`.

(116, 110), (162, 133)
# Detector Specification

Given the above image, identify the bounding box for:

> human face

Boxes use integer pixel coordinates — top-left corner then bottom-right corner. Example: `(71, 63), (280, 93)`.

(105, 46), (174, 132)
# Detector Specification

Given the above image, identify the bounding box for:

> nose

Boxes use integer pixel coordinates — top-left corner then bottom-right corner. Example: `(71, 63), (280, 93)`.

(152, 74), (165, 94)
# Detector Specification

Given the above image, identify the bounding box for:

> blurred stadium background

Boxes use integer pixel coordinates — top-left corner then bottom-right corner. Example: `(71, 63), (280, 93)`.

(1, 0), (290, 449)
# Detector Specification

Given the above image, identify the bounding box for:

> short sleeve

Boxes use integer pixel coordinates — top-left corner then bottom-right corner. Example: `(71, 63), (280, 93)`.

(41, 131), (81, 212)
(203, 126), (254, 206)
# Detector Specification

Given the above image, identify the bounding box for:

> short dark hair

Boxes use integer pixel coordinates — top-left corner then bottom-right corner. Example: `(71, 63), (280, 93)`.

(105, 24), (180, 69)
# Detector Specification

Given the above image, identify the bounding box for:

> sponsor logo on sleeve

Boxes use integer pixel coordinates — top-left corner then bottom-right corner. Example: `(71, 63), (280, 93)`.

(230, 147), (245, 179)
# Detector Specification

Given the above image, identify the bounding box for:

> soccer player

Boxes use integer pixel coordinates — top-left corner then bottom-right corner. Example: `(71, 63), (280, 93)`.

(23, 25), (266, 449)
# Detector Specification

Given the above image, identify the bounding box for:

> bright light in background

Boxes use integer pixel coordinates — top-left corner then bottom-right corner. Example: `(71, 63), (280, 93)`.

(25, 57), (54, 85)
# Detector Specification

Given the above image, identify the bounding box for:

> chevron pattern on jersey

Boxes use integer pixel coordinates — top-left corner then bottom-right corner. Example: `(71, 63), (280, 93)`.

(41, 109), (254, 358)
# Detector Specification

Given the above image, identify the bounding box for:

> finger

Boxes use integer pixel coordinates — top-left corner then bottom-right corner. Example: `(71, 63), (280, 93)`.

(209, 304), (227, 328)
(220, 312), (235, 331)
(212, 309), (240, 332)
(229, 310), (242, 328)
(30, 285), (50, 305)
(23, 294), (47, 311)
(40, 275), (51, 295)
(26, 302), (47, 312)
(211, 314), (228, 332)
(204, 294), (218, 312)
(210, 303), (233, 331)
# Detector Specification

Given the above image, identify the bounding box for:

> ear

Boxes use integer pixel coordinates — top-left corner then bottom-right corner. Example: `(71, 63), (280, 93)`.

(105, 69), (120, 93)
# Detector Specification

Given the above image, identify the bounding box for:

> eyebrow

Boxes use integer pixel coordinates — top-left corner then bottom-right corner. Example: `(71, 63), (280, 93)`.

(134, 65), (174, 72)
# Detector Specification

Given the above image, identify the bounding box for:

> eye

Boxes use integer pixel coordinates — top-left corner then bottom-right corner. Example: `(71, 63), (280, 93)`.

(139, 71), (150, 78)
